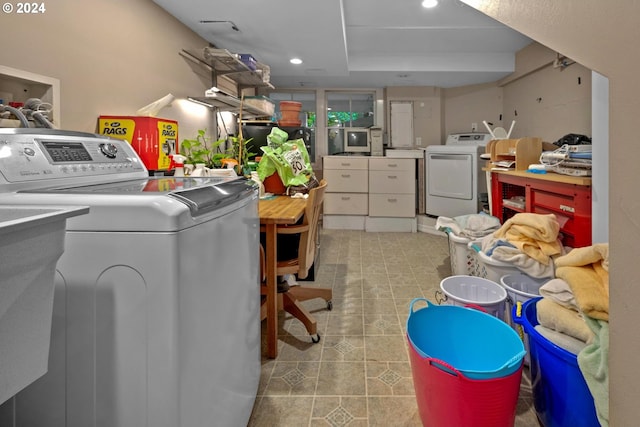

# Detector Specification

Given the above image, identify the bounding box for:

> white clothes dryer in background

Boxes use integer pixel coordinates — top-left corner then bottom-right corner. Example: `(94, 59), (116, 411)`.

(0, 129), (260, 427)
(425, 133), (492, 218)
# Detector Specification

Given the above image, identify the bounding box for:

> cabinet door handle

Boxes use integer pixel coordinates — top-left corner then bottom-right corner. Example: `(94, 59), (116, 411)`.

(341, 174), (351, 178)
(388, 198), (398, 203)
(387, 175), (397, 179)
(341, 196), (351, 201)
(340, 163), (351, 167)
(387, 163), (398, 168)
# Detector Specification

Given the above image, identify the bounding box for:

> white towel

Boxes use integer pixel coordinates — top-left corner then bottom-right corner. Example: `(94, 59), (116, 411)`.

(539, 278), (579, 311)
(436, 213), (501, 238)
(534, 325), (588, 355)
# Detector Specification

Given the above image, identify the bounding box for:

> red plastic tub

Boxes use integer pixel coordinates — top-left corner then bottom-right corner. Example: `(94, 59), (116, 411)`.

(408, 339), (523, 427)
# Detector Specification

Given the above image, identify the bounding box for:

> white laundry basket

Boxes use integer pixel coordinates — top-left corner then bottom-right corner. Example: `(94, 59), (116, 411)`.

(446, 232), (475, 276)
(468, 240), (520, 283)
(438, 275), (507, 320)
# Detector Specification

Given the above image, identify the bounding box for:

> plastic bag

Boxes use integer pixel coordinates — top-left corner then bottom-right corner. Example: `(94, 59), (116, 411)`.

(257, 127), (315, 189)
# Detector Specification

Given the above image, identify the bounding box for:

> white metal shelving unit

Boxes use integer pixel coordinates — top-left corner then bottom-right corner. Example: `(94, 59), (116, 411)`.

(0, 66), (60, 128)
(181, 47), (274, 119)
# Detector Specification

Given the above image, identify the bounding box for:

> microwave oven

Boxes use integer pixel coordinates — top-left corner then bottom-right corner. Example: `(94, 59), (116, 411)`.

(344, 127), (370, 153)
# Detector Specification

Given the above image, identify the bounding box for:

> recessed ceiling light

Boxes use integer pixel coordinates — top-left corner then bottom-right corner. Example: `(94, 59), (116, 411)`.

(290, 58), (303, 65)
(422, 0), (438, 8)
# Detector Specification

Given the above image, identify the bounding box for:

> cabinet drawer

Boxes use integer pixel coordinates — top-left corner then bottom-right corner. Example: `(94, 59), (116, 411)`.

(369, 170), (414, 194)
(325, 193), (368, 215)
(369, 193), (415, 217)
(324, 169), (368, 193)
(323, 156), (368, 170)
(532, 206), (573, 231)
(531, 190), (575, 216)
(369, 157), (414, 171)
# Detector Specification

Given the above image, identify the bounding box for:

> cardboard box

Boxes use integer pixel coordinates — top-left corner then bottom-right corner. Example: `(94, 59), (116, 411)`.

(98, 116), (178, 171)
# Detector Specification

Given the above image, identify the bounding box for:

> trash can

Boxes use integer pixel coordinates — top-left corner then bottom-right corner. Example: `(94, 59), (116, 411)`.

(501, 273), (547, 366)
(513, 298), (598, 427)
(407, 299), (525, 427)
(500, 273), (546, 328)
(437, 275), (507, 320)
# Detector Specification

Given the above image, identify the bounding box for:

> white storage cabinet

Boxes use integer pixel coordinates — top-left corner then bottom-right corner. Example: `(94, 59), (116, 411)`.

(368, 158), (415, 217)
(323, 156), (369, 229)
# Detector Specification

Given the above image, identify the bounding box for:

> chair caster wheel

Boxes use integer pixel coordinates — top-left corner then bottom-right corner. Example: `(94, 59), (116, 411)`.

(327, 300), (333, 311)
(311, 333), (321, 343)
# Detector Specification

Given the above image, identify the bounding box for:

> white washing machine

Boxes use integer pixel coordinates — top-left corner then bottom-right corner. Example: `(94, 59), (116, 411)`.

(0, 129), (260, 427)
(425, 133), (492, 218)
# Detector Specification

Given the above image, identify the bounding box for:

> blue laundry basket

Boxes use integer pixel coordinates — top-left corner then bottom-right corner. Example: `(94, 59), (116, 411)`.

(406, 298), (525, 380)
(513, 297), (599, 427)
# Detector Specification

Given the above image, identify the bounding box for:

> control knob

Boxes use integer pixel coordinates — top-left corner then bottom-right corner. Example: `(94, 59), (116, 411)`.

(99, 143), (118, 159)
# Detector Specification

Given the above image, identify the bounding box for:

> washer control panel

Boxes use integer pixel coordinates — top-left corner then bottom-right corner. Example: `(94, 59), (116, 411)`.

(0, 129), (146, 184)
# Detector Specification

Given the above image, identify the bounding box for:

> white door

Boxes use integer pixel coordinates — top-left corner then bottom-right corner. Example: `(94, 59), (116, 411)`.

(390, 101), (413, 148)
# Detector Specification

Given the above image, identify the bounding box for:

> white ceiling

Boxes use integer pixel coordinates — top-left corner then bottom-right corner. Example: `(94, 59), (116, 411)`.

(153, 0), (532, 89)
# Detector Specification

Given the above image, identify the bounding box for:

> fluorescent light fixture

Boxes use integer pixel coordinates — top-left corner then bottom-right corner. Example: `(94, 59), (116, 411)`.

(422, 0), (438, 8)
(290, 58), (303, 65)
(187, 97), (215, 108)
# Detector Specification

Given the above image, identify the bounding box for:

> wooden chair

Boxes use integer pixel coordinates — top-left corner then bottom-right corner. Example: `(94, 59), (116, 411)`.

(260, 179), (332, 343)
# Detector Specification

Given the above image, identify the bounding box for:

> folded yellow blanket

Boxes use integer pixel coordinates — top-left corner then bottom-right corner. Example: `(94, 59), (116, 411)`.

(493, 213), (562, 265)
(554, 243), (609, 320)
(536, 297), (594, 343)
(555, 264), (609, 321)
(554, 243), (609, 271)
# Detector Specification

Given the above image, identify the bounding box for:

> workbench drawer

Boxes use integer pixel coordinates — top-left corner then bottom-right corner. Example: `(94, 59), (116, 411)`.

(531, 189), (576, 216)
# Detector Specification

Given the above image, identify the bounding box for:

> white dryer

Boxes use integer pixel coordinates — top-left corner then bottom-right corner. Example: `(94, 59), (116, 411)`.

(425, 133), (492, 218)
(0, 129), (260, 427)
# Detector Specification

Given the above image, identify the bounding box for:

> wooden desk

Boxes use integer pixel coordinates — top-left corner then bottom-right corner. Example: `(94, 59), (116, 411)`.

(258, 196), (307, 358)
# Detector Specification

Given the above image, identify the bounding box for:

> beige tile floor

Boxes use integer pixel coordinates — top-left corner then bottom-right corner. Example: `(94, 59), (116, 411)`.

(248, 228), (540, 427)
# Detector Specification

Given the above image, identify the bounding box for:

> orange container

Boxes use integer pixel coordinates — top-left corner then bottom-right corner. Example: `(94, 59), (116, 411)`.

(278, 120), (302, 127)
(279, 101), (302, 123)
(263, 173), (287, 195)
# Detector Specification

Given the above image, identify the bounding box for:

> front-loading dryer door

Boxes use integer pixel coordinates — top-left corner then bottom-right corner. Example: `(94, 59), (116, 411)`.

(427, 153), (474, 199)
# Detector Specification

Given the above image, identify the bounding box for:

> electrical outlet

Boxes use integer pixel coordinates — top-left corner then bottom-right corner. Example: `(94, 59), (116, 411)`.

(471, 122), (478, 132)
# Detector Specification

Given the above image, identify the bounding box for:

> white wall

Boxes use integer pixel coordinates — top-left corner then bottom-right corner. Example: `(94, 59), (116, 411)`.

(592, 72), (609, 244)
(501, 61), (591, 142)
(443, 83), (503, 137)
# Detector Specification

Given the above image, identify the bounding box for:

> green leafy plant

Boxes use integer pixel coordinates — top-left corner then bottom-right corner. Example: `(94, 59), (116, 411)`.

(179, 129), (227, 168)
(228, 135), (255, 171)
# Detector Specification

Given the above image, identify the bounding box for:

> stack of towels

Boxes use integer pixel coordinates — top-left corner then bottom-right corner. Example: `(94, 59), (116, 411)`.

(480, 212), (565, 278)
(537, 243), (609, 427)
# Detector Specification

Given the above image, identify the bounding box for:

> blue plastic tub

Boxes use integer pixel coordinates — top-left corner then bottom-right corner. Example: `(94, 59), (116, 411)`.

(513, 297), (599, 427)
(407, 298), (525, 380)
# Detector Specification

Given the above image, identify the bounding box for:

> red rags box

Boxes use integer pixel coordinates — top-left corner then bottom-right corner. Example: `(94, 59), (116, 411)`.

(98, 116), (178, 172)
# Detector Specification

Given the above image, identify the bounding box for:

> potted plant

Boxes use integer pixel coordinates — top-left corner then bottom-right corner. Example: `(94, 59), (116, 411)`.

(179, 129), (228, 169)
